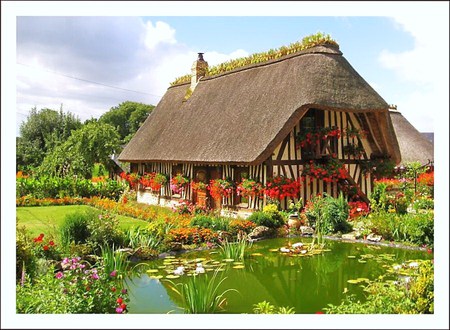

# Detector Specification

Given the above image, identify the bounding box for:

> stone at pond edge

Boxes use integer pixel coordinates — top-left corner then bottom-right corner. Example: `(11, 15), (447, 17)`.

(341, 233), (356, 240)
(299, 226), (314, 236)
(367, 233), (382, 242)
(248, 226), (276, 240)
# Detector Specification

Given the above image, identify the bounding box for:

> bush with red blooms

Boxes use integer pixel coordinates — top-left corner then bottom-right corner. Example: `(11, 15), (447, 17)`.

(348, 201), (370, 219)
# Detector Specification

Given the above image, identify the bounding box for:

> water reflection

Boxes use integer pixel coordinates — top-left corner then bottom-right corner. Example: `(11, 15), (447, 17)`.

(127, 238), (432, 314)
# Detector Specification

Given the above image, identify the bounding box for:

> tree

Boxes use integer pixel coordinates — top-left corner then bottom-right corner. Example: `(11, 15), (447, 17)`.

(16, 107), (82, 172)
(99, 101), (154, 143)
(38, 122), (120, 178)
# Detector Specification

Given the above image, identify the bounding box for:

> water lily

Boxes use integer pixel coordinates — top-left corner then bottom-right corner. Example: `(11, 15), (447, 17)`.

(195, 263), (205, 274)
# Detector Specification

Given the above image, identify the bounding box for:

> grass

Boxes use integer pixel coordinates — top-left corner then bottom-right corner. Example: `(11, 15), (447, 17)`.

(16, 205), (150, 240)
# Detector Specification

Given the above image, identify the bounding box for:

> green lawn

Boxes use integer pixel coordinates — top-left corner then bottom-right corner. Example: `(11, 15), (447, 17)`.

(16, 205), (150, 239)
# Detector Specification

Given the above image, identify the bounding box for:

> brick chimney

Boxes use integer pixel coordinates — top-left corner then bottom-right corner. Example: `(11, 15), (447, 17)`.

(191, 53), (208, 90)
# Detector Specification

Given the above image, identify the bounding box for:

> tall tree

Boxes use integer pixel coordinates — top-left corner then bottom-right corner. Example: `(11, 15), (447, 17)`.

(16, 107), (81, 171)
(38, 122), (120, 178)
(99, 101), (154, 143)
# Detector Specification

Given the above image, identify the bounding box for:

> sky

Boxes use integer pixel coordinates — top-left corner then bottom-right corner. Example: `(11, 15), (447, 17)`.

(2, 2), (449, 329)
(8, 3), (449, 137)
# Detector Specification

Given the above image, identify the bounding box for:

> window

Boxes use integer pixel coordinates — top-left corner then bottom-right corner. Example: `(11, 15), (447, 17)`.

(299, 109), (324, 159)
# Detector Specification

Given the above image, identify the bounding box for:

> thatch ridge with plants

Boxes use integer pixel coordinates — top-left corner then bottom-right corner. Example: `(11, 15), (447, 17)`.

(170, 32), (339, 86)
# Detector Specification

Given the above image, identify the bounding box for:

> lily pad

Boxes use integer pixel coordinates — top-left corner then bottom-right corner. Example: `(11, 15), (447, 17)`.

(157, 265), (167, 269)
(358, 260), (367, 263)
(347, 256), (356, 258)
(164, 256), (175, 259)
(347, 279), (360, 284)
(195, 258), (206, 262)
(233, 265), (245, 269)
(149, 275), (163, 279)
(251, 253), (263, 256)
(269, 248), (279, 252)
(166, 275), (180, 279)
(356, 278), (370, 282)
(223, 259), (234, 262)
(146, 269), (159, 273)
(212, 261), (221, 265)
(233, 262), (244, 265)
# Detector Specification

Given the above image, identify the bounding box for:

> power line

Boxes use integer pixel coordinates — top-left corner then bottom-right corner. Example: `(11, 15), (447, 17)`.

(17, 62), (163, 98)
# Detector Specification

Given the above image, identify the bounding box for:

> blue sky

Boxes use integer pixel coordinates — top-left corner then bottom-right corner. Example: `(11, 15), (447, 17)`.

(2, 2), (449, 329)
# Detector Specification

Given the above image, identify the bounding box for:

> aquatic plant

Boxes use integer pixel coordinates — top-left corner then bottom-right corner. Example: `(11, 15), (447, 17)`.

(219, 237), (252, 261)
(165, 269), (238, 314)
(100, 245), (130, 281)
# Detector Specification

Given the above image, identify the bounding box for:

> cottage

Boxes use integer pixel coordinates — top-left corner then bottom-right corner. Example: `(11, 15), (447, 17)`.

(119, 38), (401, 212)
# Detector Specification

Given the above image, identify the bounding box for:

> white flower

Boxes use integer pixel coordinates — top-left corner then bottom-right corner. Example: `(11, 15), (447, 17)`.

(292, 242), (303, 249)
(280, 247), (291, 253)
(409, 262), (419, 268)
(393, 264), (402, 271)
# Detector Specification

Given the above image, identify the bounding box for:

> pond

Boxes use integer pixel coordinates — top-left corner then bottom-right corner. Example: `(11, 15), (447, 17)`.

(125, 238), (432, 314)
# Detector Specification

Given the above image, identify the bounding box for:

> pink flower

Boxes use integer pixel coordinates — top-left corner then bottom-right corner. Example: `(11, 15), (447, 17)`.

(55, 271), (64, 279)
(115, 307), (123, 314)
(92, 273), (99, 280)
(121, 288), (127, 294)
(110, 270), (117, 277)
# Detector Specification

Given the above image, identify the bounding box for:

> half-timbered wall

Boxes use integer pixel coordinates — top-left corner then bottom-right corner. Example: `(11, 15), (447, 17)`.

(271, 110), (374, 208)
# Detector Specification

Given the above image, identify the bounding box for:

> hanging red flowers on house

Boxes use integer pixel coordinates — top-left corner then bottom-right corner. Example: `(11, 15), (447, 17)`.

(170, 174), (190, 194)
(301, 159), (348, 183)
(139, 172), (168, 192)
(236, 178), (264, 198)
(207, 178), (234, 200)
(120, 172), (141, 189)
(263, 175), (301, 200)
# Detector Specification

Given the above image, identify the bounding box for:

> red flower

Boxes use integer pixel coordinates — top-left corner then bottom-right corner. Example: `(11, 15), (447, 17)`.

(117, 297), (123, 304)
(111, 287), (117, 292)
(49, 240), (55, 246)
(120, 303), (127, 310)
(315, 311), (324, 314)
(34, 233), (44, 243)
(43, 245), (49, 251)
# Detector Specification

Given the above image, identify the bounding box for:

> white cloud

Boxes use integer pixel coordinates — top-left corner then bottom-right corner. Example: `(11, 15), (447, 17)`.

(144, 20), (177, 50)
(378, 12), (449, 132)
(15, 17), (251, 135)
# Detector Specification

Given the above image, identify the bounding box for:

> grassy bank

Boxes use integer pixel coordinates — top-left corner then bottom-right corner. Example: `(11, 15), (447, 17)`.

(16, 205), (149, 239)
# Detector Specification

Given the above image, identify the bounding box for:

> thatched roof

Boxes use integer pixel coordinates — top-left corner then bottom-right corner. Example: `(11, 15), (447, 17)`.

(389, 110), (434, 165)
(119, 44), (401, 164)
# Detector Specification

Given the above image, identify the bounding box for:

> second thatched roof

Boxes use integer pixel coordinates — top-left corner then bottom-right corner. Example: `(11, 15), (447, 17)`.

(119, 44), (401, 165)
(389, 110), (434, 165)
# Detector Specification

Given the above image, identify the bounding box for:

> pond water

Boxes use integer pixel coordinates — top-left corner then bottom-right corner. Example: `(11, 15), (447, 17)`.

(125, 238), (432, 314)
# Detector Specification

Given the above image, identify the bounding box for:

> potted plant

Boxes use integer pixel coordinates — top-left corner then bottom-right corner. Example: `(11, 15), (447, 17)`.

(170, 174), (190, 195)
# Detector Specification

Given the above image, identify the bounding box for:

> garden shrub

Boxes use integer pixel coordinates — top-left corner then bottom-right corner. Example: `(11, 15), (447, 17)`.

(305, 193), (351, 234)
(16, 256), (130, 314)
(248, 204), (285, 229)
(168, 227), (218, 245)
(16, 175), (127, 201)
(190, 215), (215, 229)
(60, 211), (91, 248)
(229, 220), (256, 236)
(16, 226), (38, 283)
(363, 211), (433, 247)
(86, 211), (125, 252)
